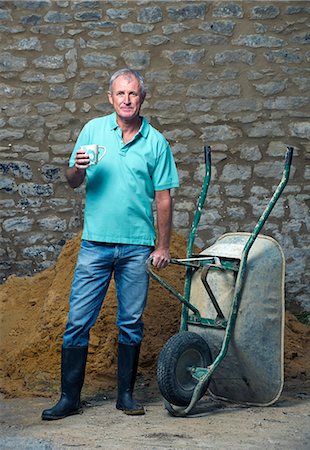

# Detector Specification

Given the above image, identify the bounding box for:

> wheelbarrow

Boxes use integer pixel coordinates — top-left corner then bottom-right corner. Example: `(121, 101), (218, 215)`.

(146, 145), (294, 416)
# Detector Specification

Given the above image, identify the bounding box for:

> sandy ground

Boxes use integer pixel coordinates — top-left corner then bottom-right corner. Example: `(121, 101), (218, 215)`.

(1, 380), (309, 450)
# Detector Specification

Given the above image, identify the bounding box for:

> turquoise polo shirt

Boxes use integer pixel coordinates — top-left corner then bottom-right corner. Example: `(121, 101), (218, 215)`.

(69, 113), (179, 245)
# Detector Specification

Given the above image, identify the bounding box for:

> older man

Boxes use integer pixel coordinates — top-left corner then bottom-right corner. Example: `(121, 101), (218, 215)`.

(42, 69), (179, 420)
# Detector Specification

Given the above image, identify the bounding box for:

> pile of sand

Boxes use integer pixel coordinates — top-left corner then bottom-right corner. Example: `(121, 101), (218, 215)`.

(0, 232), (309, 398)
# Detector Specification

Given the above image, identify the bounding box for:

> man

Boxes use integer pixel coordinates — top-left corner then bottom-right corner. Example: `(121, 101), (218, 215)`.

(42, 68), (179, 420)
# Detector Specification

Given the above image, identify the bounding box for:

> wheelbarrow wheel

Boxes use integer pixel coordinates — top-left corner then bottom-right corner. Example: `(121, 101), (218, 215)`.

(157, 331), (212, 407)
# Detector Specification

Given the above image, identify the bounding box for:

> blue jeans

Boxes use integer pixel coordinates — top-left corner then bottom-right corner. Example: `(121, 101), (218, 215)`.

(63, 241), (153, 347)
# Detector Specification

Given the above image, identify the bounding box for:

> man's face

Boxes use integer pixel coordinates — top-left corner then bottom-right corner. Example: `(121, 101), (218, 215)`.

(108, 75), (145, 123)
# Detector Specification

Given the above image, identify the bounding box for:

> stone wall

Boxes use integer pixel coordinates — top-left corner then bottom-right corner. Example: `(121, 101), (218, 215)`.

(0, 1), (309, 311)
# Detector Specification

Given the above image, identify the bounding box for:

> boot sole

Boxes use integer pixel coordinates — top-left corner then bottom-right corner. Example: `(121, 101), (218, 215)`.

(116, 405), (145, 415)
(123, 409), (145, 415)
(41, 408), (83, 421)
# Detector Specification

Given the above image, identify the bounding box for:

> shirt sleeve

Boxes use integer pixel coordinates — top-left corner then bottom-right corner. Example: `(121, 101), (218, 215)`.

(152, 142), (179, 191)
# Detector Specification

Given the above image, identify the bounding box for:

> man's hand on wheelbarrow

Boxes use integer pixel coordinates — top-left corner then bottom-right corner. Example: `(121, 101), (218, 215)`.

(150, 248), (170, 269)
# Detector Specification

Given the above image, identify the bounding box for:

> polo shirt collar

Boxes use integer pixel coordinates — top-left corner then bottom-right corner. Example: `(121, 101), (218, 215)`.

(109, 112), (150, 138)
(139, 116), (150, 138)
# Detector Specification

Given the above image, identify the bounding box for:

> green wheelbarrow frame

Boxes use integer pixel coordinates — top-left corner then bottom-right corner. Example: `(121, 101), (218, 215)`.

(146, 145), (294, 416)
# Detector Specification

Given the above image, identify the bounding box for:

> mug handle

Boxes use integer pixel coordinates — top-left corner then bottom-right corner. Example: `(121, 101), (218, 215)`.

(98, 146), (107, 161)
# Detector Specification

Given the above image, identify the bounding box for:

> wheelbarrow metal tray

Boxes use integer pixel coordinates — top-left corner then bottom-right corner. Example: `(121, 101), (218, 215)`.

(188, 232), (285, 406)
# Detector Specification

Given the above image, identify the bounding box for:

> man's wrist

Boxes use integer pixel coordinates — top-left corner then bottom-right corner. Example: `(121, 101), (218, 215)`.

(74, 166), (85, 174)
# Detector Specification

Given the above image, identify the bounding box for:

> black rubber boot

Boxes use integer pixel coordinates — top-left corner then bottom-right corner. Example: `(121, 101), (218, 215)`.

(41, 346), (88, 421)
(116, 343), (145, 415)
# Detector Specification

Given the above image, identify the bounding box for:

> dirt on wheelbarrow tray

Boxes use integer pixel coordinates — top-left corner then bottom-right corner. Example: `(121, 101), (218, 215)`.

(0, 231), (309, 449)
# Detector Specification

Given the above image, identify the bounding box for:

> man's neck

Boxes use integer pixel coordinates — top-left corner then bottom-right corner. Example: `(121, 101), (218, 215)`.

(117, 116), (142, 144)
(117, 115), (142, 133)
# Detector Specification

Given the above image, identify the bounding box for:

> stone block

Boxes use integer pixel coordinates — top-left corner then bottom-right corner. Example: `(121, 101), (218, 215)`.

(0, 129), (24, 140)
(0, 52), (27, 72)
(217, 98), (262, 113)
(0, 177), (18, 194)
(0, 161), (32, 180)
(44, 11), (72, 22)
(0, 83), (23, 98)
(213, 3), (243, 18)
(25, 129), (45, 143)
(227, 206), (246, 219)
(54, 38), (75, 50)
(214, 49), (255, 65)
(81, 52), (117, 68)
(289, 122), (310, 139)
(3, 216), (34, 232)
(106, 8), (130, 20)
(220, 164), (251, 182)
(163, 49), (205, 65)
(199, 20), (235, 36)
(254, 80), (287, 96)
(48, 85), (70, 99)
(182, 34), (227, 46)
(20, 14), (42, 25)
(35, 102), (62, 116)
(163, 129), (195, 141)
(264, 49), (303, 64)
(187, 81), (240, 98)
(8, 116), (44, 128)
(185, 99), (213, 113)
(20, 70), (45, 83)
(146, 35), (170, 46)
(17, 198), (43, 209)
(5, 37), (42, 51)
(232, 34), (285, 48)
(40, 165), (65, 182)
(238, 144), (262, 161)
(264, 96), (309, 110)
(168, 4), (207, 21)
(18, 183), (53, 197)
(1, 100), (32, 116)
(0, 9), (12, 20)
(162, 24), (189, 35)
(138, 6), (163, 24)
(121, 23), (154, 34)
(74, 11), (102, 21)
(201, 125), (242, 141)
(72, 81), (103, 99)
(31, 24), (64, 35)
(33, 55), (64, 69)
(290, 32), (310, 45)
(246, 121), (285, 138)
(121, 50), (150, 69)
(14, 1), (51, 10)
(37, 216), (67, 231)
(250, 5), (280, 19)
(173, 210), (189, 228)
(81, 21), (115, 30)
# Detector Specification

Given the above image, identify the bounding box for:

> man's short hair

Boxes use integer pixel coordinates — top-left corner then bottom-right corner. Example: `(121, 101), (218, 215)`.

(109, 68), (146, 97)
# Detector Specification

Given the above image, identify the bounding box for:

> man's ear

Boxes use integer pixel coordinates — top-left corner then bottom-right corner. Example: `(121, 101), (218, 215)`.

(107, 91), (113, 105)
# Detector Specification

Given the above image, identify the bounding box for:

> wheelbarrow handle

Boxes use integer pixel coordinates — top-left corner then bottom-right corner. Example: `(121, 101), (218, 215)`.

(246, 145), (294, 251)
(285, 146), (294, 166)
(204, 145), (211, 166)
(181, 145), (212, 331)
(145, 257), (202, 320)
(227, 145), (294, 355)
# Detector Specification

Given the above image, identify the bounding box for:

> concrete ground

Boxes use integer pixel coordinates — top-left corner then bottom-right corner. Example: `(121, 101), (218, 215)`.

(1, 382), (309, 450)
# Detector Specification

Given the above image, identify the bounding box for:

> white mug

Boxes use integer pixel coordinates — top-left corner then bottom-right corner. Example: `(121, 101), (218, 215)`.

(80, 144), (106, 165)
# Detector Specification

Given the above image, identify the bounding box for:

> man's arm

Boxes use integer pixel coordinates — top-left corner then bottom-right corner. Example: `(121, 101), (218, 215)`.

(150, 189), (173, 269)
(66, 149), (90, 189)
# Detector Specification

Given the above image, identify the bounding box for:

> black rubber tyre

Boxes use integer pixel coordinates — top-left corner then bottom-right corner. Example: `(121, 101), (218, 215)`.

(157, 331), (212, 407)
